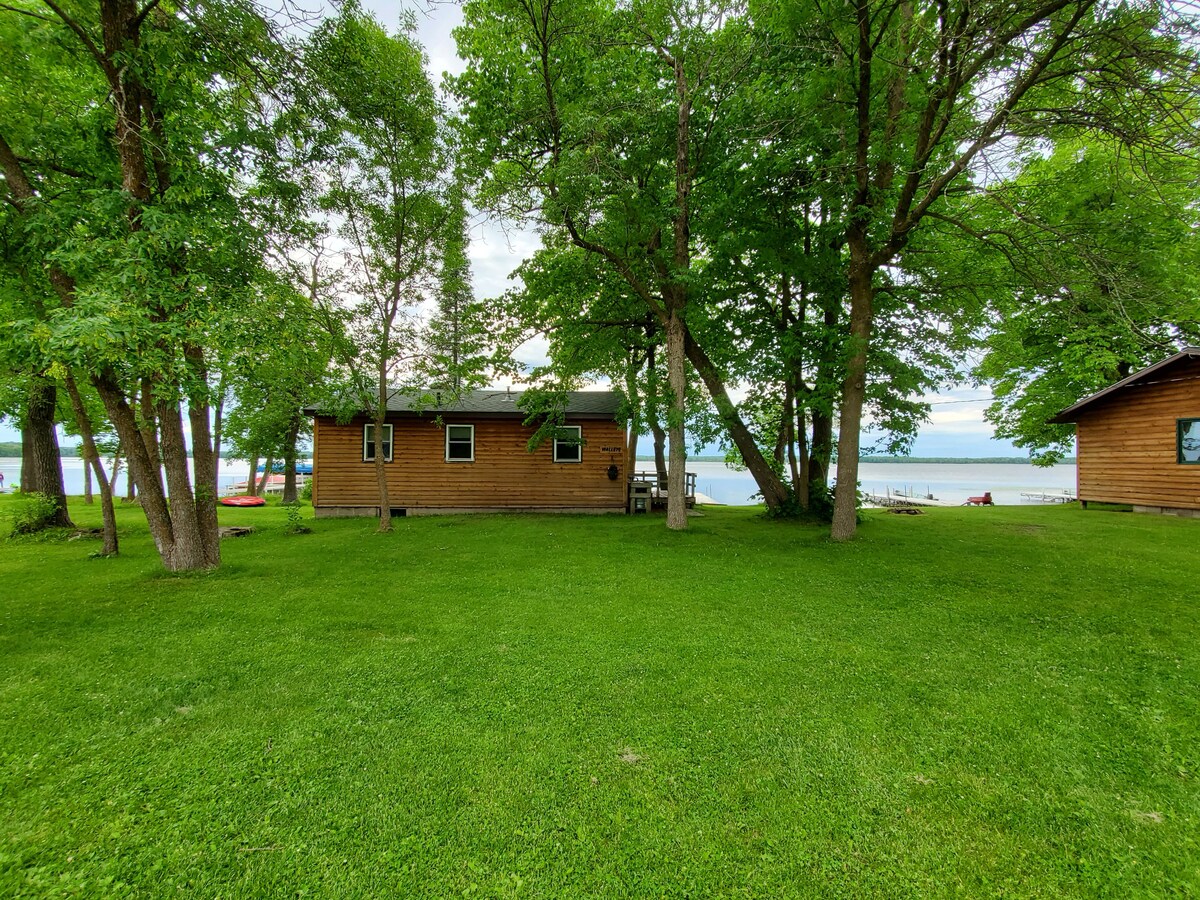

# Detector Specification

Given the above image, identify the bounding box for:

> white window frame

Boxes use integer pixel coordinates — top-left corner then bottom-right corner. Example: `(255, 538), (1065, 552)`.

(554, 425), (583, 463)
(445, 423), (475, 462)
(363, 423), (394, 462)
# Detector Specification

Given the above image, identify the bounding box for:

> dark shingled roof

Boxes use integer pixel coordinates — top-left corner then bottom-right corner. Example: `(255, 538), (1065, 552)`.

(307, 389), (622, 419)
(1049, 347), (1200, 424)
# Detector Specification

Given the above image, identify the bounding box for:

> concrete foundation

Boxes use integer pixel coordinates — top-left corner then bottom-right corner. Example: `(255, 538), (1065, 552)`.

(314, 506), (626, 518)
(1131, 505), (1200, 519)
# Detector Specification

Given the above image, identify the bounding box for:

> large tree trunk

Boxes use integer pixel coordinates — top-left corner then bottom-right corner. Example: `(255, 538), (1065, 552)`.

(281, 411), (301, 504)
(185, 351), (220, 567)
(665, 306), (688, 531)
(831, 242), (874, 542)
(94, 370), (217, 571)
(808, 410), (834, 496)
(137, 382), (164, 501)
(662, 56), (692, 532)
(95, 374), (173, 554)
(247, 453), (260, 496)
(22, 375), (73, 528)
(157, 399), (211, 571)
(65, 372), (118, 556)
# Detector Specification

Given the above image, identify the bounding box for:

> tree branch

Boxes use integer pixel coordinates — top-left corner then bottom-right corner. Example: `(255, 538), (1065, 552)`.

(38, 0), (114, 81)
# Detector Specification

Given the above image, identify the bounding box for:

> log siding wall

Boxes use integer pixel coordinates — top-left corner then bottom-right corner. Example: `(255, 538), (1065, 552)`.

(1075, 357), (1200, 511)
(312, 415), (629, 513)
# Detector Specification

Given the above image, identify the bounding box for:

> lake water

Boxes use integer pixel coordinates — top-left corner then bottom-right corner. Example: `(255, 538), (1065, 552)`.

(0, 457), (259, 498)
(0, 457), (1076, 507)
(686, 460), (1077, 506)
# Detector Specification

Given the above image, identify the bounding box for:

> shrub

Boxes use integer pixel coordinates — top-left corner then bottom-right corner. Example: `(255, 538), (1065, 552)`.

(8, 492), (60, 535)
(299, 480), (313, 501)
(283, 503), (312, 535)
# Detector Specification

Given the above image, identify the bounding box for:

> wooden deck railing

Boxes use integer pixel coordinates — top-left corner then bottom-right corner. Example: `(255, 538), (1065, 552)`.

(629, 470), (697, 500)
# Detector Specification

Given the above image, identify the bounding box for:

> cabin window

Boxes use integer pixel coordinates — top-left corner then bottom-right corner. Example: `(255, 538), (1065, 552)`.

(554, 426), (583, 463)
(363, 423), (393, 462)
(446, 424), (475, 462)
(1179, 418), (1200, 465)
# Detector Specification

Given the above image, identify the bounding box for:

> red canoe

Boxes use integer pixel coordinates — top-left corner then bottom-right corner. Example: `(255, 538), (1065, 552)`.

(219, 495), (266, 507)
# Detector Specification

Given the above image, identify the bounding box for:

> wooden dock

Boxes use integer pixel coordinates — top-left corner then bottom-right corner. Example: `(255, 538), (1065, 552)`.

(862, 488), (956, 508)
(1019, 489), (1076, 503)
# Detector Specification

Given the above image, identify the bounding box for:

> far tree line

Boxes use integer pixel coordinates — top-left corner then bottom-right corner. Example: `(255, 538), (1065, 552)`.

(2, 0), (1197, 571)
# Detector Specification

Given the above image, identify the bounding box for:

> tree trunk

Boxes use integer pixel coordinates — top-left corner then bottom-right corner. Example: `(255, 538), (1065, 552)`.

(95, 373), (174, 558)
(831, 242), (874, 542)
(785, 385), (806, 508)
(109, 445), (123, 494)
(64, 371), (118, 556)
(93, 370), (213, 571)
(247, 453), (260, 496)
(796, 409), (812, 509)
(90, 452), (118, 556)
(662, 54), (691, 532)
(281, 411), (301, 504)
(808, 410), (833, 500)
(82, 447), (94, 504)
(157, 398), (212, 571)
(644, 347), (667, 489)
(665, 306), (687, 531)
(650, 417), (668, 490)
(374, 411), (391, 532)
(22, 375), (73, 527)
(185, 352), (220, 567)
(257, 458), (273, 496)
(138, 381), (164, 500)
(683, 332), (791, 511)
(212, 375), (226, 487)
(622, 359), (640, 482)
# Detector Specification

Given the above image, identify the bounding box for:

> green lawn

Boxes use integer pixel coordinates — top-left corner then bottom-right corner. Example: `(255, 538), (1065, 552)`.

(1, 496), (1197, 897)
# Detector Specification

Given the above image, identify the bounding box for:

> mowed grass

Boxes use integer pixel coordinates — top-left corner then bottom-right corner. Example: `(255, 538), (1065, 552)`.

(0, 496), (1197, 898)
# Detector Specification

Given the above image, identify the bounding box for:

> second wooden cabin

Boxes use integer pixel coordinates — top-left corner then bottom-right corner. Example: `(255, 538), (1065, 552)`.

(1051, 347), (1200, 517)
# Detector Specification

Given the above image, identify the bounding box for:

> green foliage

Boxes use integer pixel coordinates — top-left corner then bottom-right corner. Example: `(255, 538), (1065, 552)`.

(299, 480), (313, 502)
(6, 491), (60, 535)
(282, 502), (311, 535)
(971, 137), (1200, 462)
(302, 4), (476, 426)
(2, 495), (1200, 894)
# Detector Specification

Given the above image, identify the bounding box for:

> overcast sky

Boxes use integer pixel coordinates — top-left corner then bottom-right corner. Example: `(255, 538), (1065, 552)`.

(0, 0), (1030, 458)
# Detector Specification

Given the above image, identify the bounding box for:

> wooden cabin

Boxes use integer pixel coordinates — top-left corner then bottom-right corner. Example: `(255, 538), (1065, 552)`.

(1050, 347), (1200, 517)
(305, 390), (630, 517)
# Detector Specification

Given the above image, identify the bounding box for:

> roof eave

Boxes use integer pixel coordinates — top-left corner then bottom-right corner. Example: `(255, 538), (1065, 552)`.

(1048, 347), (1200, 424)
